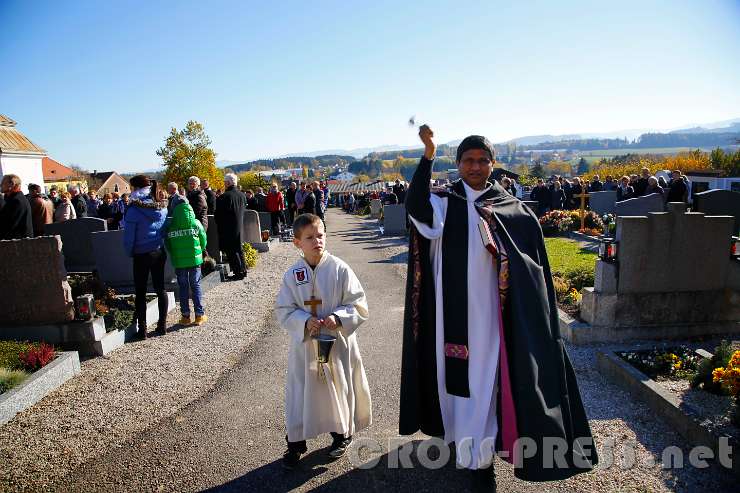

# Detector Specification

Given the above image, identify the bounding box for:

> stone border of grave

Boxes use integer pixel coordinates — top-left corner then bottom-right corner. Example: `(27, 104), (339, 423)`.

(567, 230), (602, 243)
(122, 292), (176, 341)
(0, 351), (80, 426)
(596, 349), (740, 478)
(0, 317), (123, 358)
(558, 308), (592, 344)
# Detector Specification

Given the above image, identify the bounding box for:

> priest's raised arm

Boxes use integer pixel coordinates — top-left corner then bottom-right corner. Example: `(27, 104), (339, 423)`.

(405, 124), (436, 227)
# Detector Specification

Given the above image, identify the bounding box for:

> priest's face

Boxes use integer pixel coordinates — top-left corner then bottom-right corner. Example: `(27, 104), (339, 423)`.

(458, 149), (493, 190)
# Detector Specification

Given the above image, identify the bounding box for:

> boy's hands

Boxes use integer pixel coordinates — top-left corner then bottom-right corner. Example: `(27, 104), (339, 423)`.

(306, 315), (341, 336)
(323, 315), (340, 331)
(306, 317), (323, 337)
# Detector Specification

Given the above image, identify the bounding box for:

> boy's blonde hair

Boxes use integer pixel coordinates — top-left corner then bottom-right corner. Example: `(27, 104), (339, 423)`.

(293, 213), (323, 239)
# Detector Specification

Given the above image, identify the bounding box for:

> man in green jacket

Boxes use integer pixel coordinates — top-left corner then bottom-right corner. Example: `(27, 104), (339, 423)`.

(165, 195), (208, 326)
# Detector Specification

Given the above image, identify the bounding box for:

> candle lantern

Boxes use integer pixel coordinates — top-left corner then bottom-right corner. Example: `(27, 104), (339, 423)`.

(75, 294), (95, 321)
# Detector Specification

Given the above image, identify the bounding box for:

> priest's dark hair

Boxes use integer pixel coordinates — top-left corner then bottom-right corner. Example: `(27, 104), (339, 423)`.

(455, 135), (495, 163)
(293, 213), (323, 238)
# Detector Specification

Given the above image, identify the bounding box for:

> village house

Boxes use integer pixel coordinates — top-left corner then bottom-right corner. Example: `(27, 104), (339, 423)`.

(42, 156), (87, 194)
(87, 171), (130, 195)
(0, 114), (46, 193)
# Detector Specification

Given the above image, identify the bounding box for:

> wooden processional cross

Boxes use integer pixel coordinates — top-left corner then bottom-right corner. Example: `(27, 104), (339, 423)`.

(574, 191), (590, 231)
(304, 296), (322, 317)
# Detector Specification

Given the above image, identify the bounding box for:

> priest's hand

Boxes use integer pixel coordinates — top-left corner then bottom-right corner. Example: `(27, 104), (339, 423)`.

(306, 317), (322, 336)
(419, 124), (436, 160)
(323, 315), (340, 331)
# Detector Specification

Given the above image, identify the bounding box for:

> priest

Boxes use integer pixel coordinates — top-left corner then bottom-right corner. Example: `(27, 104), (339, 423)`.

(399, 125), (597, 489)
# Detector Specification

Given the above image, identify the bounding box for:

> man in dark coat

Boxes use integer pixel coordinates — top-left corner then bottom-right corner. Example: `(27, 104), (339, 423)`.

(187, 176), (209, 230)
(301, 187), (316, 215)
(69, 186), (87, 218)
(666, 170), (688, 203)
(285, 182), (297, 225)
(202, 178), (217, 215)
(0, 174), (33, 240)
(400, 127), (596, 489)
(215, 174), (247, 280)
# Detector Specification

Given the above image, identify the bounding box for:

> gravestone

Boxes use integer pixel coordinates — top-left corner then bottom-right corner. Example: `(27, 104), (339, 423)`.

(258, 212), (272, 234)
(0, 236), (74, 325)
(576, 203), (739, 343)
(90, 230), (176, 289)
(588, 191), (617, 215)
(614, 192), (665, 217)
(370, 199), (382, 219)
(693, 189), (740, 235)
(206, 214), (220, 261)
(45, 217), (108, 272)
(242, 209), (262, 243)
(383, 204), (408, 236)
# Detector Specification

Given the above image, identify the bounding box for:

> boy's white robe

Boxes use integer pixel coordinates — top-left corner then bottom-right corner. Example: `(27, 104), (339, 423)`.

(275, 252), (372, 442)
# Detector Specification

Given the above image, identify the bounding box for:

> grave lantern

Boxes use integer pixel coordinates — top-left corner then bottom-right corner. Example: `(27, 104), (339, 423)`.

(598, 238), (618, 262)
(732, 236), (740, 258)
(74, 294), (95, 321)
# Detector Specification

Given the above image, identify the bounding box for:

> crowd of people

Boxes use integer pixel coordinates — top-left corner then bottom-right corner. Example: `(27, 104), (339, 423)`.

(0, 175), (135, 240)
(527, 168), (692, 216)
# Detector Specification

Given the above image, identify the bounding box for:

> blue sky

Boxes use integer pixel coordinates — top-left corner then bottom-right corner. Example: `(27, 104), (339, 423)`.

(2, 0), (740, 172)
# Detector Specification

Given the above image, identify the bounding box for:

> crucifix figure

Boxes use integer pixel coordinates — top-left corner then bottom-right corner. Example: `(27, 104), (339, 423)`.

(304, 295), (322, 317)
(573, 191), (590, 231)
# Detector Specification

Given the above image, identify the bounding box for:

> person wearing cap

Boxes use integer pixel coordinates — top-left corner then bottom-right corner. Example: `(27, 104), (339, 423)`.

(399, 126), (597, 490)
(123, 175), (169, 338)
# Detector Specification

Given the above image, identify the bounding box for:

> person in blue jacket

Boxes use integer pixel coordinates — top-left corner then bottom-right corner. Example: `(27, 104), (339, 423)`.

(123, 175), (169, 339)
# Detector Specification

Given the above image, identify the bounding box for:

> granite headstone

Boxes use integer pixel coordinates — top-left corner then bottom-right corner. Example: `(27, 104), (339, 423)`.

(614, 192), (665, 217)
(693, 189), (740, 235)
(588, 191), (617, 215)
(0, 236), (75, 325)
(383, 204), (408, 236)
(91, 230), (176, 290)
(45, 217), (108, 272)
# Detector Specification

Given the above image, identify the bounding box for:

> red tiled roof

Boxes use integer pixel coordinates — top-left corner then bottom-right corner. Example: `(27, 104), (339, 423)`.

(42, 157), (76, 181)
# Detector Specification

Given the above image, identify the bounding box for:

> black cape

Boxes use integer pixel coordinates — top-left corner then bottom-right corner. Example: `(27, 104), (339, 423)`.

(0, 191), (33, 240)
(399, 157), (597, 482)
(215, 186), (245, 250)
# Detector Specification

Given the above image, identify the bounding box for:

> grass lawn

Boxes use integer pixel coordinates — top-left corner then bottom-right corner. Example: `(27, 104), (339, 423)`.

(544, 237), (598, 275)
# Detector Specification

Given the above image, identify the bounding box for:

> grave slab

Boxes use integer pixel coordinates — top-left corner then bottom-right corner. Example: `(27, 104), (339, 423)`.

(44, 218), (108, 272)
(0, 236), (74, 325)
(383, 204), (408, 236)
(588, 190), (617, 215)
(614, 192), (665, 216)
(91, 230), (176, 291)
(693, 189), (740, 235)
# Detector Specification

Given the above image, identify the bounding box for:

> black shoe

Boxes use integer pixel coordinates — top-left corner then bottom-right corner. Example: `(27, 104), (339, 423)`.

(155, 321), (167, 336)
(328, 436), (352, 459)
(282, 450), (301, 470)
(471, 464), (496, 493)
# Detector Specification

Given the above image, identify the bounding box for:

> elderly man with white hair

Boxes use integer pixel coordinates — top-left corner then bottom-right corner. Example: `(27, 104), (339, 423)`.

(215, 173), (247, 280)
(68, 184), (88, 218)
(187, 176), (208, 230)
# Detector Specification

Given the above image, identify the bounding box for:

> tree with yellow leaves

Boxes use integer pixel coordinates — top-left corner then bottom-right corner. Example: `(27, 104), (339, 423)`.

(157, 121), (224, 190)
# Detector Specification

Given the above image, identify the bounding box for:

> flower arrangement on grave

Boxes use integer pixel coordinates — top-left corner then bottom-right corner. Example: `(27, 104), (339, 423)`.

(539, 210), (575, 236)
(241, 242), (259, 269)
(561, 287), (582, 306)
(617, 346), (701, 381)
(0, 341), (58, 393)
(18, 343), (56, 371)
(712, 350), (740, 426)
(601, 213), (616, 235)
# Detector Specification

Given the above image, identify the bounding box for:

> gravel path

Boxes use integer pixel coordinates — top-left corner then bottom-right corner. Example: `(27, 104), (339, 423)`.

(0, 241), (295, 491)
(1, 210), (737, 492)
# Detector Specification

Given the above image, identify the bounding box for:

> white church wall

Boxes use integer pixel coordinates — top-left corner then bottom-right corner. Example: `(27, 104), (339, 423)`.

(0, 153), (45, 193)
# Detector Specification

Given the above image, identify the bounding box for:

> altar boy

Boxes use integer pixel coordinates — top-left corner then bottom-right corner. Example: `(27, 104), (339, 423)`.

(275, 213), (372, 469)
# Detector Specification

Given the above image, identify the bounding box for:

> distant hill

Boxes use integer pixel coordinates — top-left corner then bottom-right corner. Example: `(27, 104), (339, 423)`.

(223, 155), (357, 174)
(670, 121), (740, 134)
(504, 134), (582, 146)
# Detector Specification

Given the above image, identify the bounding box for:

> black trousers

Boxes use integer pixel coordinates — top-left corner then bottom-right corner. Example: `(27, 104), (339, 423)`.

(270, 211), (285, 235)
(224, 245), (246, 276)
(132, 248), (168, 328)
(286, 432), (346, 453)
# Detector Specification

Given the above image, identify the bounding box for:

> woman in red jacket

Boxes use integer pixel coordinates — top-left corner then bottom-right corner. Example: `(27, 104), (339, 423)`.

(266, 184), (285, 235)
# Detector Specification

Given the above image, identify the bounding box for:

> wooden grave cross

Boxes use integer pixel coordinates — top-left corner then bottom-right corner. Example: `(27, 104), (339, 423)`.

(573, 191), (590, 231)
